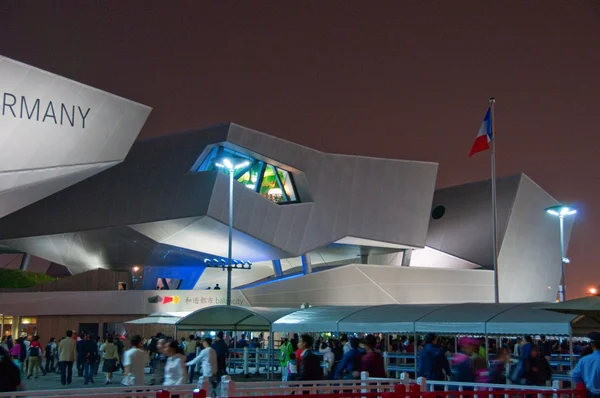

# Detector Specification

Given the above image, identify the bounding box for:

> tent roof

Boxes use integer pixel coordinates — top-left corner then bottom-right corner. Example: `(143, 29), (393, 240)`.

(536, 296), (600, 315)
(415, 303), (520, 334)
(272, 306), (370, 333)
(339, 304), (446, 333)
(486, 303), (596, 337)
(172, 302), (600, 336)
(176, 306), (297, 331)
(125, 312), (190, 325)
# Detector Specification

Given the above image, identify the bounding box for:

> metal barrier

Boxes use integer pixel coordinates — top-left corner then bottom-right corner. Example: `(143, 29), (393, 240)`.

(384, 352), (417, 377)
(228, 348), (280, 376)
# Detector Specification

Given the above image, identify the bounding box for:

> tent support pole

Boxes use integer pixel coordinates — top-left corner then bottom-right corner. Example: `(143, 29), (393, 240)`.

(268, 327), (274, 380)
(413, 331), (418, 375)
(174, 325), (178, 341)
(485, 334), (489, 365)
(569, 328), (574, 372)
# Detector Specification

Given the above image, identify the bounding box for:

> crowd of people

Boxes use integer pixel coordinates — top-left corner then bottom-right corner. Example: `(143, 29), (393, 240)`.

(279, 333), (386, 382)
(2, 329), (600, 395)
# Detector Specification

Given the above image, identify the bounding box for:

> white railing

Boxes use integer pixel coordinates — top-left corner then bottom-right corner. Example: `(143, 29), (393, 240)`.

(0, 371), (575, 398)
(218, 372), (397, 396)
(405, 374), (564, 394)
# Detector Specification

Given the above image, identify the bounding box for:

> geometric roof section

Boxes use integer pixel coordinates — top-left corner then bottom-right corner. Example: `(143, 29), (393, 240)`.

(0, 123), (438, 274)
(235, 174), (570, 304)
(0, 55), (151, 219)
(424, 173), (570, 302)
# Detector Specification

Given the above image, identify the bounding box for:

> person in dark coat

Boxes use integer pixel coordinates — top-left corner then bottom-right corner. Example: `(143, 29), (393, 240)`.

(297, 334), (322, 381)
(418, 333), (451, 382)
(212, 332), (229, 381)
(522, 346), (551, 386)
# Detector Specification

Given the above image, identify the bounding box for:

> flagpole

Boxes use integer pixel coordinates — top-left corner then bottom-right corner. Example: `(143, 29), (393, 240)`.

(490, 97), (499, 304)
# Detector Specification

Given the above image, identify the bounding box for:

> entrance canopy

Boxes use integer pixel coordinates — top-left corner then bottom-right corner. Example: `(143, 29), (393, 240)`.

(487, 303), (597, 336)
(126, 312), (190, 325)
(176, 306), (296, 332)
(415, 303), (519, 335)
(339, 304), (446, 333)
(174, 303), (600, 337)
(273, 306), (370, 333)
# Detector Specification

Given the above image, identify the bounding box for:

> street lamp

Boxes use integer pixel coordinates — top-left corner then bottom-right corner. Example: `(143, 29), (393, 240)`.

(545, 205), (577, 302)
(215, 158), (250, 305)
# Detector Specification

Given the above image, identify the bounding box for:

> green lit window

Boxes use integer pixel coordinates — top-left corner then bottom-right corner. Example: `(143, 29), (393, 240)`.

(197, 146), (299, 204)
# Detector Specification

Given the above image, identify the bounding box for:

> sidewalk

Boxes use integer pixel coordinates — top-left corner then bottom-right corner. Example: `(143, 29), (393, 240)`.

(21, 368), (273, 391)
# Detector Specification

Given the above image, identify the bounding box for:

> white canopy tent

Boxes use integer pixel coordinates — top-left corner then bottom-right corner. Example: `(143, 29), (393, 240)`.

(486, 302), (599, 337)
(272, 306), (370, 333)
(414, 303), (520, 335)
(176, 306), (297, 380)
(125, 312), (190, 325)
(338, 304), (446, 333)
(176, 306), (297, 332)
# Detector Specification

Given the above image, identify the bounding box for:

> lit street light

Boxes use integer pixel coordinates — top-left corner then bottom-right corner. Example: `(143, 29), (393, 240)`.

(589, 287), (598, 295)
(545, 205), (577, 302)
(215, 158), (250, 305)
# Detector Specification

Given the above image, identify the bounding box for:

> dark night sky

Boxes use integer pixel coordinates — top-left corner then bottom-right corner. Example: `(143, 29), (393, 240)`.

(1, 1), (599, 297)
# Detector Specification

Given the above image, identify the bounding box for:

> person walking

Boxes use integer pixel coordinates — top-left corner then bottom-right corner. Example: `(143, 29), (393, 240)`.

(45, 338), (57, 374)
(187, 338), (218, 393)
(58, 330), (77, 386)
(26, 336), (43, 379)
(360, 335), (386, 378)
(81, 334), (98, 385)
(417, 333), (451, 385)
(151, 337), (168, 386)
(280, 338), (293, 381)
(212, 332), (229, 382)
(0, 346), (24, 393)
(184, 335), (197, 383)
(163, 340), (187, 386)
(335, 337), (361, 380)
(297, 334), (322, 381)
(101, 337), (120, 384)
(572, 332), (600, 397)
(122, 335), (146, 387)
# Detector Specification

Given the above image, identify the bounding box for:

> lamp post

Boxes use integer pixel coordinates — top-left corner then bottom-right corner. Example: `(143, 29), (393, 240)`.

(215, 158), (250, 305)
(545, 205), (577, 302)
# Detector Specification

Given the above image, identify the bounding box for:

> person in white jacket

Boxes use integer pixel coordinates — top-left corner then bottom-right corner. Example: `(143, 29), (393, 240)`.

(186, 338), (217, 389)
(163, 340), (188, 386)
(319, 342), (335, 377)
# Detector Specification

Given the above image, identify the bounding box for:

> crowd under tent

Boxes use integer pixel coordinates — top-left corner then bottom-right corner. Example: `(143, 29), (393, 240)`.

(167, 303), (600, 376)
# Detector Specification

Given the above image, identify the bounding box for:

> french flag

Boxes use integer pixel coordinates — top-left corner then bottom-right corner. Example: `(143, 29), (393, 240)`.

(469, 107), (493, 157)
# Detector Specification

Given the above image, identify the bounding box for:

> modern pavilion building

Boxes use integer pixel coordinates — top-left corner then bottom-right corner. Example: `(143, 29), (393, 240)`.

(0, 123), (571, 304)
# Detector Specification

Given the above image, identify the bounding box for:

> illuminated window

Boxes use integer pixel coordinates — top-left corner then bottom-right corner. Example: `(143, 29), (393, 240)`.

(197, 146), (299, 204)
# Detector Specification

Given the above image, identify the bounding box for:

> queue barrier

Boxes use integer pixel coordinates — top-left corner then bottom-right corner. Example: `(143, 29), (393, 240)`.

(228, 348), (279, 376)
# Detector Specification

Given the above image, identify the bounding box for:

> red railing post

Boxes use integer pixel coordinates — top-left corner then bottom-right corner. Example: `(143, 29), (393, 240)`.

(156, 390), (170, 398)
(193, 388), (207, 398)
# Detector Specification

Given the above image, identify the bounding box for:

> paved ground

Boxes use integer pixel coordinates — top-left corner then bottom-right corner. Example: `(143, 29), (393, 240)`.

(21, 367), (274, 391)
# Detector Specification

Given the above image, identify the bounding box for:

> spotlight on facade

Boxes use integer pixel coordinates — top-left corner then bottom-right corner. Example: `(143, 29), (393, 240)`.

(132, 266), (140, 272)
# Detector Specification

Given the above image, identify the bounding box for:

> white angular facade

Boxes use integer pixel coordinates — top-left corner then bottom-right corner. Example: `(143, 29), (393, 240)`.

(0, 55), (151, 219)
